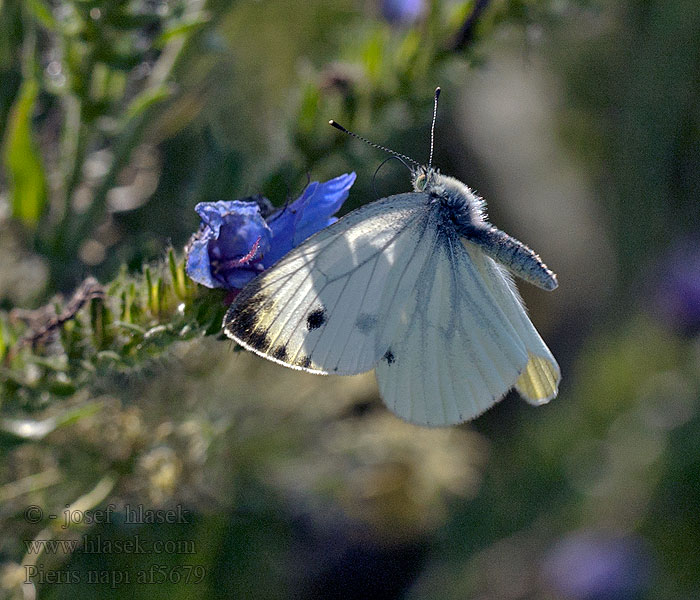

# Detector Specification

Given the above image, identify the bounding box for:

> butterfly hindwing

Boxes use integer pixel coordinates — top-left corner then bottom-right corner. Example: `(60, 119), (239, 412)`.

(465, 243), (560, 404)
(224, 192), (435, 375)
(375, 230), (558, 426)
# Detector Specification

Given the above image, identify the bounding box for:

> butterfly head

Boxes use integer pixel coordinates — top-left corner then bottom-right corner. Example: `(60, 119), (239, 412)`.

(412, 166), (439, 193)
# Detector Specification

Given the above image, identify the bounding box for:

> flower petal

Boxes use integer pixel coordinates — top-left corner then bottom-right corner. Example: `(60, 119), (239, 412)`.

(185, 227), (220, 288)
(186, 174), (355, 291)
(293, 172), (356, 244)
(188, 200), (272, 289)
(264, 172), (356, 266)
(218, 263), (266, 289)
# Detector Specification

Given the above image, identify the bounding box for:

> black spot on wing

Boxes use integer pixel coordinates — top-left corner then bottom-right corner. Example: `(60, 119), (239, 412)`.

(273, 345), (288, 361)
(306, 307), (326, 330)
(355, 313), (377, 333)
(383, 349), (395, 365)
(226, 302), (256, 334)
(299, 356), (312, 369)
(247, 330), (271, 352)
(225, 290), (270, 335)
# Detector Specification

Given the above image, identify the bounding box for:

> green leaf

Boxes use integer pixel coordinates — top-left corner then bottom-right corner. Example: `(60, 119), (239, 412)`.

(156, 15), (211, 47)
(2, 78), (48, 228)
(25, 0), (58, 30)
(362, 30), (385, 82)
(90, 296), (113, 350)
(124, 84), (172, 123)
(168, 247), (189, 301)
(0, 318), (6, 357)
(0, 401), (102, 442)
(298, 84), (320, 134)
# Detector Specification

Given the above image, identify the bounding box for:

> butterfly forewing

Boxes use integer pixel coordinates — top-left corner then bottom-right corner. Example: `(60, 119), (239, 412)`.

(224, 192), (434, 375)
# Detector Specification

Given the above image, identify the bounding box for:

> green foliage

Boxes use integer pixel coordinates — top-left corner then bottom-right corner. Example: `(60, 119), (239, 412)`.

(0, 250), (224, 415)
(0, 0), (211, 290)
(0, 0), (698, 598)
(2, 78), (47, 227)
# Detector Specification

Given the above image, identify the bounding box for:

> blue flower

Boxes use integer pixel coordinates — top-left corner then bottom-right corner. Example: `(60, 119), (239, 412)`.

(186, 173), (356, 291)
(380, 0), (424, 24)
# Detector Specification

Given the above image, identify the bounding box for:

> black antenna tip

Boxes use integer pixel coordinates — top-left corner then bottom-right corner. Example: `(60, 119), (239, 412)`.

(435, 87), (441, 98)
(329, 120), (347, 133)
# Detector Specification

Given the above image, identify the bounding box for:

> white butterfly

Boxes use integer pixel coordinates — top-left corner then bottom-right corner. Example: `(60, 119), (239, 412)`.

(224, 89), (560, 426)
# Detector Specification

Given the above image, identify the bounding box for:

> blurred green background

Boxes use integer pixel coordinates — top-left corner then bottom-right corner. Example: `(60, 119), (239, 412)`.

(1, 0), (699, 598)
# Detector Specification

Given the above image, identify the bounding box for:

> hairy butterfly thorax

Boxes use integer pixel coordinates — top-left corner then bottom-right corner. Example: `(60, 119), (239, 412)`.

(408, 160), (556, 292)
(415, 169), (487, 229)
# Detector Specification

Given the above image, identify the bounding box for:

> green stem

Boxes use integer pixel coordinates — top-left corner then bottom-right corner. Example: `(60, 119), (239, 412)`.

(70, 109), (148, 247)
(60, 96), (85, 217)
(49, 29), (97, 274)
(53, 95), (87, 248)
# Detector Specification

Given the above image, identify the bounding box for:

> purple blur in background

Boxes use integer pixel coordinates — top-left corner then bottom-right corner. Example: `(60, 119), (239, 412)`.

(380, 0), (424, 24)
(653, 237), (700, 336)
(543, 530), (653, 600)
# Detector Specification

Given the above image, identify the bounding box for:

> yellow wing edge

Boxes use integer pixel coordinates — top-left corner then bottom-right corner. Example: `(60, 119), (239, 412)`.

(516, 352), (560, 405)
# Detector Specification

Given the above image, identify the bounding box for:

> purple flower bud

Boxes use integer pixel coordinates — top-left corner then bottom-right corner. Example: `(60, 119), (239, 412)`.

(543, 531), (653, 600)
(186, 173), (356, 291)
(653, 237), (700, 336)
(380, 0), (424, 24)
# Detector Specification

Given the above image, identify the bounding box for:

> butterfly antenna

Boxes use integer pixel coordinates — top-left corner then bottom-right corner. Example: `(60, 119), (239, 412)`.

(372, 155), (413, 199)
(329, 120), (421, 168)
(428, 87), (441, 170)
